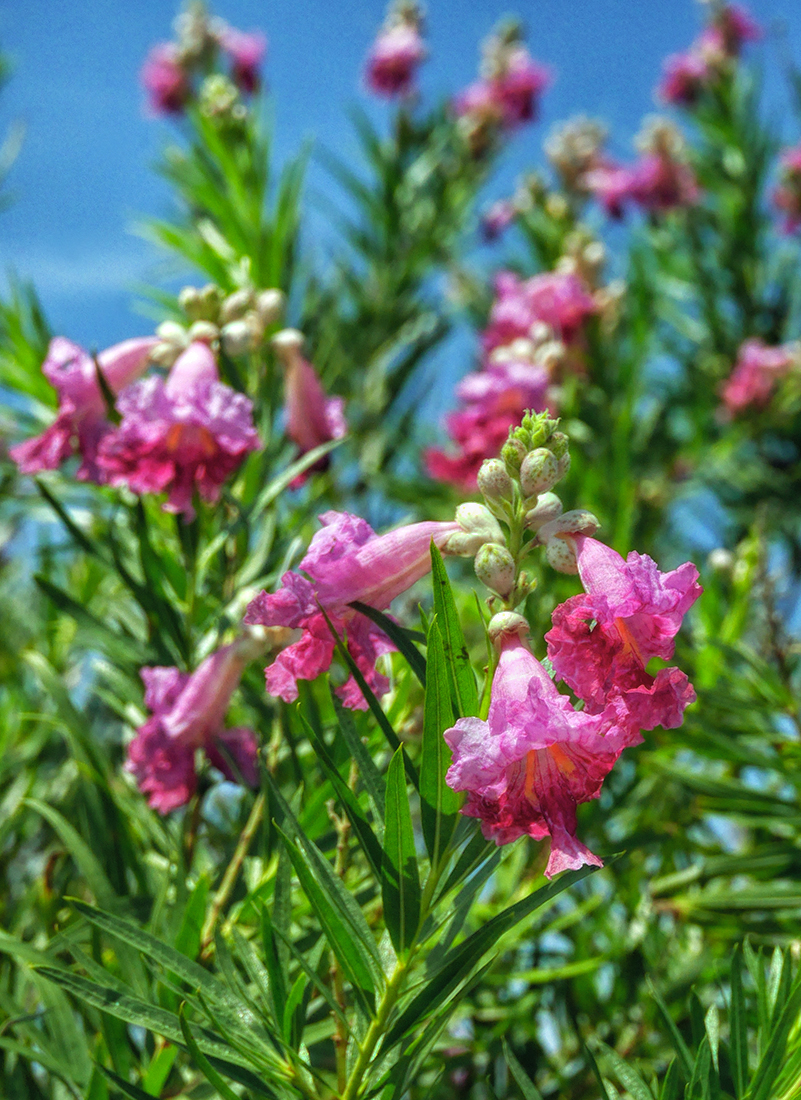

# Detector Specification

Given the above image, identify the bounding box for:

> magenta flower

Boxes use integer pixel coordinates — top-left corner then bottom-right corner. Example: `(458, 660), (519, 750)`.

(273, 330), (346, 476)
(425, 359), (551, 491)
(704, 4), (761, 58)
(140, 43), (190, 115)
(126, 641), (260, 814)
(626, 153), (700, 213)
(545, 536), (701, 731)
(245, 511), (460, 708)
(584, 162), (637, 219)
(773, 145), (801, 234)
(366, 23), (426, 97)
(98, 341), (260, 520)
(445, 617), (633, 877)
(659, 50), (710, 106)
(492, 46), (550, 127)
(218, 26), (267, 94)
(482, 271), (597, 353)
(720, 338), (800, 415)
(10, 336), (156, 482)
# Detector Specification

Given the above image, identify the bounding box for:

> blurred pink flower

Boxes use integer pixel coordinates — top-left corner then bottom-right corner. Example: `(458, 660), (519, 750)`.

(127, 642), (260, 814)
(98, 341), (260, 520)
(584, 162), (637, 219)
(720, 338), (799, 414)
(140, 43), (190, 115)
(245, 511), (459, 708)
(425, 359), (551, 491)
(627, 153), (700, 212)
(773, 145), (801, 234)
(493, 46), (550, 127)
(481, 199), (517, 242)
(219, 27), (267, 94)
(659, 50), (710, 106)
(445, 622), (632, 877)
(10, 336), (156, 482)
(366, 23), (426, 97)
(483, 271), (597, 352)
(274, 331), (346, 479)
(545, 536), (701, 729)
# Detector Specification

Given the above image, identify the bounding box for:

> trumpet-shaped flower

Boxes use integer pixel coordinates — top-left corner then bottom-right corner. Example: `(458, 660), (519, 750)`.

(366, 23), (426, 97)
(98, 341), (260, 520)
(445, 623), (632, 877)
(141, 43), (190, 114)
(126, 640), (260, 814)
(546, 536), (701, 730)
(11, 336), (156, 482)
(245, 511), (460, 708)
(273, 330), (346, 476)
(720, 338), (800, 414)
(219, 27), (267, 94)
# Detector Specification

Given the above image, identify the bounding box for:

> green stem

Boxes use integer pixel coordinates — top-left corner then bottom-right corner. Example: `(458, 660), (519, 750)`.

(341, 960), (409, 1100)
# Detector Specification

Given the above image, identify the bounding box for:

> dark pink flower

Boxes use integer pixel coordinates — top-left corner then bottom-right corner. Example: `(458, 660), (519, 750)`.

(720, 338), (799, 415)
(366, 23), (426, 97)
(218, 27), (267, 94)
(274, 330), (346, 478)
(10, 336), (156, 482)
(545, 536), (701, 730)
(245, 511), (460, 708)
(140, 43), (190, 115)
(584, 162), (637, 219)
(445, 620), (633, 877)
(773, 145), (801, 234)
(425, 359), (551, 491)
(626, 153), (700, 213)
(483, 270), (597, 352)
(659, 50), (710, 106)
(98, 341), (260, 520)
(126, 641), (260, 814)
(492, 47), (550, 127)
(708, 4), (761, 57)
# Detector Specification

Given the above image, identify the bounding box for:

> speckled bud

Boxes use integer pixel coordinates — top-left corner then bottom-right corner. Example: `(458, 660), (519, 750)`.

(474, 543), (516, 598)
(219, 288), (254, 325)
(524, 492), (563, 531)
(501, 436), (528, 476)
(488, 611), (530, 648)
(477, 458), (514, 505)
(546, 537), (578, 574)
(520, 448), (559, 497)
(187, 320), (220, 345)
(272, 328), (304, 362)
(537, 509), (599, 544)
(221, 319), (256, 356)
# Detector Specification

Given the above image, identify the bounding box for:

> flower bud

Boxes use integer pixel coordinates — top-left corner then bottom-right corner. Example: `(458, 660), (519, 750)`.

(256, 288), (286, 326)
(524, 492), (563, 530)
(537, 508), (599, 544)
(546, 537), (578, 574)
(454, 502), (504, 542)
(488, 611), (529, 648)
(477, 458), (514, 506)
(178, 285), (203, 318)
(520, 448), (559, 497)
(156, 320), (189, 345)
(198, 283), (223, 317)
(187, 320), (220, 345)
(219, 288), (254, 325)
(556, 451), (571, 478)
(501, 436), (528, 476)
(548, 431), (569, 459)
(474, 543), (516, 598)
(272, 328), (304, 361)
(221, 318), (256, 356)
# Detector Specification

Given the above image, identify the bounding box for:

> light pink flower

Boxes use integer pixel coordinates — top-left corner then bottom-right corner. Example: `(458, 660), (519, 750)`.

(445, 626), (631, 877)
(481, 199), (517, 242)
(545, 536), (701, 730)
(275, 332), (346, 477)
(98, 341), (260, 520)
(10, 336), (156, 482)
(659, 50), (710, 106)
(425, 359), (551, 491)
(366, 23), (426, 97)
(720, 338), (799, 414)
(126, 642), (259, 814)
(482, 271), (597, 353)
(245, 511), (460, 708)
(454, 48), (550, 134)
(218, 27), (267, 94)
(140, 43), (190, 115)
(584, 162), (637, 219)
(773, 145), (801, 234)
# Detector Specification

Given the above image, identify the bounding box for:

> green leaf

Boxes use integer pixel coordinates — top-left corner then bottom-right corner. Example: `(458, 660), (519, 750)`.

(747, 971), (801, 1100)
(420, 620), (459, 867)
(331, 691), (385, 825)
(383, 864), (597, 1049)
(261, 908), (288, 1026)
(382, 747), (421, 955)
(430, 543), (478, 718)
(26, 801), (116, 908)
(35, 479), (104, 559)
(503, 1038), (545, 1100)
(349, 601), (427, 686)
(179, 1002), (240, 1100)
(659, 1058), (682, 1100)
(597, 1040), (656, 1100)
(730, 945), (748, 1098)
(99, 1066), (162, 1100)
(648, 978), (694, 1078)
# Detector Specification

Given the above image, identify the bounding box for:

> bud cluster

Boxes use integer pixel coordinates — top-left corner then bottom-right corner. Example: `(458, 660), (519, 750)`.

(151, 282), (285, 366)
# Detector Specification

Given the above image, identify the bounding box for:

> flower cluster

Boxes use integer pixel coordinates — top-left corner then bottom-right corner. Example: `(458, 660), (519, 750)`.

(720, 338), (801, 415)
(658, 2), (760, 106)
(426, 254), (612, 490)
(127, 634), (264, 813)
(773, 145), (801, 235)
(141, 1), (266, 116)
(365, 0), (426, 99)
(454, 20), (550, 154)
(152, 281), (285, 363)
(442, 413), (701, 876)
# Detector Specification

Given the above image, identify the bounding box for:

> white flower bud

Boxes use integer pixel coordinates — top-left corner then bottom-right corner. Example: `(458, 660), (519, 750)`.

(488, 611), (530, 648)
(707, 548), (734, 573)
(187, 320), (220, 345)
(537, 509), (599, 544)
(221, 319), (256, 356)
(178, 286), (202, 316)
(156, 320), (189, 346)
(256, 288), (286, 325)
(474, 543), (516, 598)
(520, 448), (559, 497)
(546, 537), (578, 574)
(219, 288), (254, 325)
(272, 327), (304, 363)
(477, 459), (514, 506)
(524, 492), (563, 530)
(454, 502), (504, 542)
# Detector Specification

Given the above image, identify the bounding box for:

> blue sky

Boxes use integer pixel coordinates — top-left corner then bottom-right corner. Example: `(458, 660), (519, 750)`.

(1, 0), (801, 349)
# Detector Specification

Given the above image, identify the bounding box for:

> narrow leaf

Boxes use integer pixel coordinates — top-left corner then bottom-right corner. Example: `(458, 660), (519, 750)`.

(503, 1038), (545, 1100)
(349, 601), (427, 686)
(430, 544), (478, 718)
(420, 620), (459, 867)
(179, 1004), (239, 1100)
(382, 748), (421, 955)
(730, 945), (748, 1098)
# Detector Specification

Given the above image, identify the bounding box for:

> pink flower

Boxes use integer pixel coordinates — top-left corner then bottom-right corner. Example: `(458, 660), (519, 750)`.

(366, 23), (426, 97)
(626, 153), (700, 213)
(720, 338), (799, 414)
(274, 330), (346, 478)
(425, 359), (551, 491)
(483, 271), (597, 353)
(545, 536), (701, 731)
(708, 4), (761, 57)
(659, 50), (710, 106)
(10, 336), (156, 482)
(481, 199), (517, 242)
(773, 145), (801, 234)
(245, 511), (460, 708)
(140, 43), (190, 115)
(98, 341), (260, 520)
(126, 641), (260, 814)
(445, 620), (633, 877)
(585, 162), (637, 219)
(492, 47), (550, 127)
(218, 27), (267, 94)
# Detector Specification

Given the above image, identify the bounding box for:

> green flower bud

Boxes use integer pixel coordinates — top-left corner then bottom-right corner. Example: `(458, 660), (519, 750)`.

(501, 436), (528, 476)
(519, 448), (559, 497)
(548, 431), (569, 459)
(474, 542), (516, 598)
(219, 288), (254, 325)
